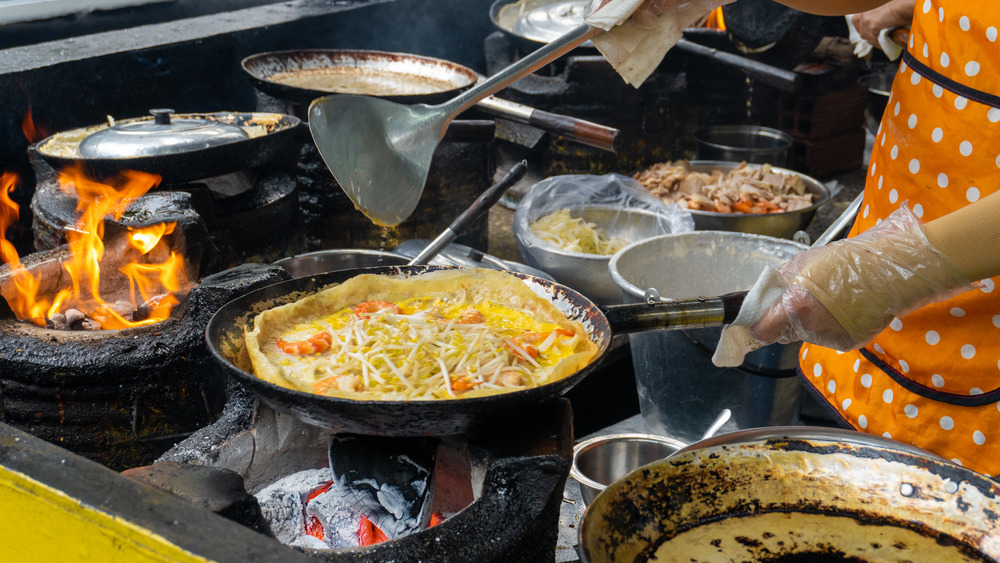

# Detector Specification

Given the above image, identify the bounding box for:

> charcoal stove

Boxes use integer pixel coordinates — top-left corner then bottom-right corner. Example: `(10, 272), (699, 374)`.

(29, 148), (305, 270)
(145, 383), (574, 561)
(0, 252), (289, 470)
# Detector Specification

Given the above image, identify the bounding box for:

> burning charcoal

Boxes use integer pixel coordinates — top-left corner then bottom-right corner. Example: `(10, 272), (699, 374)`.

(81, 318), (102, 331)
(48, 312), (67, 330)
(328, 436), (437, 541)
(305, 487), (365, 548)
(255, 467), (331, 547)
(135, 294), (170, 322)
(109, 300), (135, 320)
(65, 308), (86, 325)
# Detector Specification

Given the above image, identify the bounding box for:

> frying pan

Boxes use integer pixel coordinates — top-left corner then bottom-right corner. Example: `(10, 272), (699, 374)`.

(205, 265), (746, 436)
(241, 49), (620, 152)
(488, 0), (801, 92)
(33, 111), (304, 185)
(578, 426), (1000, 561)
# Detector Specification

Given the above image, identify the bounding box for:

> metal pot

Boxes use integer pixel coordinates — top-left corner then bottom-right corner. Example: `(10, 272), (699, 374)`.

(579, 426), (1000, 562)
(33, 110), (304, 184)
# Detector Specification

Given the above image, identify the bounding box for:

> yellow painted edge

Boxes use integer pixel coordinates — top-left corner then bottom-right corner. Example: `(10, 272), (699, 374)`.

(0, 464), (214, 563)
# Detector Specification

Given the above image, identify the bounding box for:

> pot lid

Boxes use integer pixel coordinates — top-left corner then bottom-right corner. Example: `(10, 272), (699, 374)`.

(77, 109), (249, 158)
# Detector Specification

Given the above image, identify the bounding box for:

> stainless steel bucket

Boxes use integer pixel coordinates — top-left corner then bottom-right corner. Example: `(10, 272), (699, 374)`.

(608, 231), (809, 443)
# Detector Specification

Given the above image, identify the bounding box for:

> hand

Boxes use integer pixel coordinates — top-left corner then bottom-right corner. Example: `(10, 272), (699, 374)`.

(712, 203), (972, 367)
(850, 0), (915, 48)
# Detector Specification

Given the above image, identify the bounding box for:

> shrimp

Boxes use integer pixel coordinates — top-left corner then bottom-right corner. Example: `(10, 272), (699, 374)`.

(353, 300), (400, 318)
(277, 331), (332, 355)
(454, 308), (484, 324)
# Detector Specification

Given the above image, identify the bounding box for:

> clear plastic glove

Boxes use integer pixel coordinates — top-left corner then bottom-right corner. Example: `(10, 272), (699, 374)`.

(713, 204), (973, 368)
(585, 0), (733, 86)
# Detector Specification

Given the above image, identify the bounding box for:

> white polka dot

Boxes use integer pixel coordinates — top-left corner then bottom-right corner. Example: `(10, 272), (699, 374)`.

(974, 431), (986, 445)
(813, 363), (822, 377)
(960, 141), (973, 156)
(951, 459), (963, 467)
(960, 16), (971, 31)
(938, 7), (944, 22)
(921, 0), (931, 12)
(967, 187), (980, 202)
(996, 154), (1000, 168)
(861, 374), (873, 388)
(863, 204), (870, 218)
(889, 189), (899, 203)
(992, 314), (1000, 327)
(870, 162), (877, 176)
(952, 308), (967, 317)
(981, 279), (996, 293)
(907, 114), (918, 129)
(923, 43), (930, 58)
(971, 387), (984, 395)
(858, 415), (868, 429)
(842, 398), (851, 410)
(873, 343), (884, 354)
(899, 360), (909, 373)
(890, 318), (903, 331)
(883, 389), (893, 403)
(891, 145), (899, 159)
(827, 380), (836, 393)
(853, 359), (861, 373)
(932, 374), (945, 387)
(904, 404), (918, 418)
(955, 97), (968, 110)
(961, 344), (976, 359)
(989, 27), (999, 42)
(878, 176), (884, 190)
(937, 173), (949, 187)
(880, 133), (886, 146)
(932, 84), (943, 98)
(990, 108), (1000, 123)
(910, 72), (922, 86)
(941, 416), (955, 430)
(883, 431), (893, 439)
(966, 61), (981, 77)
(931, 128), (943, 142)
(926, 330), (940, 344)
(801, 347), (808, 360)
(912, 203), (923, 218)
(940, 52), (950, 67)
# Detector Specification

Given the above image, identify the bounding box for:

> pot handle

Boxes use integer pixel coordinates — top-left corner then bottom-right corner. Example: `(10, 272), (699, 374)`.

(601, 291), (747, 335)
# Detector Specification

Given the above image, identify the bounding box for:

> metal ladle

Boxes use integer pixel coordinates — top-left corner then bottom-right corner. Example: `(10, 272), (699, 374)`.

(307, 24), (598, 227)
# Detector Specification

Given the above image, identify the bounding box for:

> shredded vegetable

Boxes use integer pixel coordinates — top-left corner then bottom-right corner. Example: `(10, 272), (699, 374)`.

(529, 208), (628, 255)
(275, 297), (583, 400)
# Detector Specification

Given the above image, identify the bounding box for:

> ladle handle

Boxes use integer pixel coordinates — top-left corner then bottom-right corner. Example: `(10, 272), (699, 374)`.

(602, 291), (747, 335)
(441, 24), (600, 116)
(407, 162), (528, 265)
(476, 96), (621, 153)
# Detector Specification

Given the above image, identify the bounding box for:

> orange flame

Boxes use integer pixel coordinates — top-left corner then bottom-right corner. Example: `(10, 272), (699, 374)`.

(704, 7), (725, 30)
(21, 105), (49, 144)
(0, 166), (190, 329)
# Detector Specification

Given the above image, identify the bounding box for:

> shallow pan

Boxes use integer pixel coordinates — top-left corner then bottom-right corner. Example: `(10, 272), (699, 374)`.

(205, 265), (750, 436)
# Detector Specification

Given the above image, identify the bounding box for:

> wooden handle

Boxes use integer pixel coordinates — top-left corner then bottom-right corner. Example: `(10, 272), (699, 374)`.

(528, 109), (621, 153)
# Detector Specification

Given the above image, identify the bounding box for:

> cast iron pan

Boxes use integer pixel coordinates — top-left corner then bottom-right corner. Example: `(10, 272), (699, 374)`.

(205, 265), (745, 436)
(34, 112), (304, 185)
(241, 49), (478, 108)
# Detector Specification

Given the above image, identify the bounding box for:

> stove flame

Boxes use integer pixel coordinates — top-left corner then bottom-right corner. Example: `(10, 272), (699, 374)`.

(0, 167), (191, 329)
(21, 105), (50, 144)
(704, 7), (725, 30)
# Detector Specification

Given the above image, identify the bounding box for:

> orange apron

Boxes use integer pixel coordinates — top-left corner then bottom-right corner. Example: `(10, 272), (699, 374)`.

(800, 0), (1000, 475)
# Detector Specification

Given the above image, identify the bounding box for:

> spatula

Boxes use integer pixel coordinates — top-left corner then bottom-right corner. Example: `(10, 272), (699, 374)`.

(308, 24), (599, 227)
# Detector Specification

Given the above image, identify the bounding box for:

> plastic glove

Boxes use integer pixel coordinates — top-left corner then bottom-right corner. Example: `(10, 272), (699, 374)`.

(849, 0), (914, 49)
(712, 203), (973, 368)
(585, 0), (733, 86)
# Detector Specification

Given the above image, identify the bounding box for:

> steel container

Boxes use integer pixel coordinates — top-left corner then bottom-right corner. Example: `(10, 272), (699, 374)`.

(570, 433), (686, 507)
(514, 205), (675, 305)
(694, 124), (793, 166)
(682, 160), (831, 239)
(609, 231), (809, 444)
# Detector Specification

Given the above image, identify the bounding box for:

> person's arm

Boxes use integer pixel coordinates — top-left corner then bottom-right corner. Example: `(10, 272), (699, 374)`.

(849, 0), (914, 47)
(771, 0), (892, 16)
(712, 191), (1000, 367)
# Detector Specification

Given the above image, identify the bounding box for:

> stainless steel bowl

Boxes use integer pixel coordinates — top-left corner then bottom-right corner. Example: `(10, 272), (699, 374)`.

(571, 433), (686, 506)
(273, 249), (409, 277)
(682, 160), (831, 239)
(694, 125), (793, 166)
(513, 205), (673, 305)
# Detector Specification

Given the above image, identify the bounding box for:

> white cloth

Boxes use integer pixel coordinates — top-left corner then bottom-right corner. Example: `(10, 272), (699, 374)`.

(585, 0), (720, 87)
(845, 14), (904, 61)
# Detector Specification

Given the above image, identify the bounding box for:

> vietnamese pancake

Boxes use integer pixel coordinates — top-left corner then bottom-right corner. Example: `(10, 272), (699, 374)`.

(245, 268), (600, 401)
